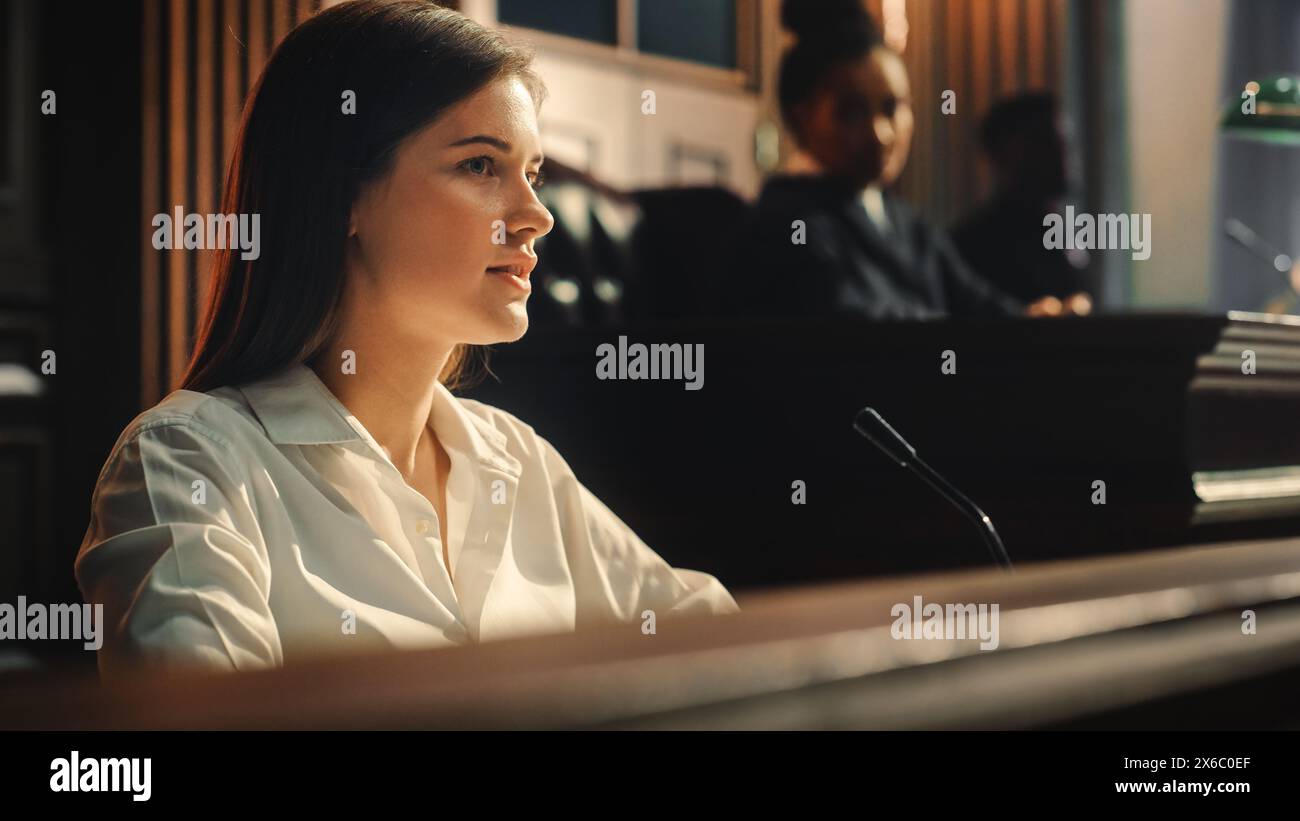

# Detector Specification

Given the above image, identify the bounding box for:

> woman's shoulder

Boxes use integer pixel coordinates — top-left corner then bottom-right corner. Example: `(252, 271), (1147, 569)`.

(106, 386), (268, 459)
(85, 388), (271, 512)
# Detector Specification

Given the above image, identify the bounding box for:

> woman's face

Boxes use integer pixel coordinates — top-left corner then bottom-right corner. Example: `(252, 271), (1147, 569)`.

(795, 47), (913, 189)
(346, 76), (554, 348)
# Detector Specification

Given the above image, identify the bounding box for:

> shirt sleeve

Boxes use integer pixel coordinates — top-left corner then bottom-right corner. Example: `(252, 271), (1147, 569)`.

(534, 434), (741, 630)
(74, 419), (282, 680)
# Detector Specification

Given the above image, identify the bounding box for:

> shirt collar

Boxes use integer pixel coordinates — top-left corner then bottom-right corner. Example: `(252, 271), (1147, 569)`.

(238, 363), (519, 475)
(859, 185), (891, 232)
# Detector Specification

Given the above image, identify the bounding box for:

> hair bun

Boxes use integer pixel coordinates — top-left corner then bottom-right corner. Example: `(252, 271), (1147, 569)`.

(780, 0), (877, 43)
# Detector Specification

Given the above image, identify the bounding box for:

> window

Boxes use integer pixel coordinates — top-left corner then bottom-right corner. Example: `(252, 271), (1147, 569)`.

(637, 0), (735, 69)
(496, 0), (758, 89)
(497, 0), (618, 46)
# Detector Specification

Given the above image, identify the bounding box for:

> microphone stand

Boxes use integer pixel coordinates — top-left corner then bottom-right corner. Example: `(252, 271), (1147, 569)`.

(854, 407), (1013, 570)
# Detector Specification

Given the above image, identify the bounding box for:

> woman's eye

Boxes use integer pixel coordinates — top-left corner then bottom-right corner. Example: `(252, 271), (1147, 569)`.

(463, 156), (493, 176)
(462, 156), (543, 191)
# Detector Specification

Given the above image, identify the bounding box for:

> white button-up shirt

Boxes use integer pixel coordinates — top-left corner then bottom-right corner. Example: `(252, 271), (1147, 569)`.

(75, 364), (738, 679)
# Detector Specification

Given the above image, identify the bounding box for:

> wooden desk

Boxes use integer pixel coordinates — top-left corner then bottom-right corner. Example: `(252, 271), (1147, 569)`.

(465, 311), (1300, 585)
(4, 536), (1300, 729)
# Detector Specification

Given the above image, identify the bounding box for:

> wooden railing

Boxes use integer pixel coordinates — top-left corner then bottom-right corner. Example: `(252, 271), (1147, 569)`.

(4, 536), (1300, 730)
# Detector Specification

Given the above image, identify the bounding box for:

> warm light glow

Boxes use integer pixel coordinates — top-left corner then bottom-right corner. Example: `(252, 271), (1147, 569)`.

(882, 0), (909, 53)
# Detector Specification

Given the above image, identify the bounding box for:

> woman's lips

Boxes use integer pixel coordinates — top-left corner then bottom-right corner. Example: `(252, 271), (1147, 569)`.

(486, 266), (531, 292)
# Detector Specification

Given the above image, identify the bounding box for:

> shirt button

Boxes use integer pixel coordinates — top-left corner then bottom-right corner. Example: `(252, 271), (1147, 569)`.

(416, 519), (430, 534)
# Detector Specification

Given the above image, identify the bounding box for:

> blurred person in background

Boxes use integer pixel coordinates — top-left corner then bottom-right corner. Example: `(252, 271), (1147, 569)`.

(736, 0), (1089, 320)
(951, 92), (1093, 307)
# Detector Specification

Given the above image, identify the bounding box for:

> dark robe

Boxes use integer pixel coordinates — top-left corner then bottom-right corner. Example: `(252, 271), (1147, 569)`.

(950, 194), (1092, 303)
(730, 173), (1023, 320)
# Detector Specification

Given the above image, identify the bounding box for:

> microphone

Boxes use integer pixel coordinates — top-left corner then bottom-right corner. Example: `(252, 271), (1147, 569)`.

(1224, 218), (1297, 292)
(853, 407), (1013, 570)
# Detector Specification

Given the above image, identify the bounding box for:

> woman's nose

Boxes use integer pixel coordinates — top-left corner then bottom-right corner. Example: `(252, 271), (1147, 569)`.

(511, 185), (555, 241)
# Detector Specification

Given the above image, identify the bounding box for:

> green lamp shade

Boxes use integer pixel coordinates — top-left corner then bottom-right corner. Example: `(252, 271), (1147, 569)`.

(1221, 75), (1300, 146)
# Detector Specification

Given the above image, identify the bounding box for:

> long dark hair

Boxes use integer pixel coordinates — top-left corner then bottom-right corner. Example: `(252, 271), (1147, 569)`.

(777, 0), (882, 144)
(180, 0), (546, 393)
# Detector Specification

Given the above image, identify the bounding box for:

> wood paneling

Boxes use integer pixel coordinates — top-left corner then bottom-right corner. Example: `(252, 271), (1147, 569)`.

(141, 0), (162, 408)
(166, 0), (188, 394)
(140, 0), (322, 406)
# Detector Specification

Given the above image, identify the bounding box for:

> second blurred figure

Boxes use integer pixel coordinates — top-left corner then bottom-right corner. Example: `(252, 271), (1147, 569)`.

(733, 0), (1090, 321)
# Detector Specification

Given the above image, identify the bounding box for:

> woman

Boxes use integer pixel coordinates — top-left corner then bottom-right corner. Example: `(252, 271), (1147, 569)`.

(738, 0), (1090, 320)
(75, 0), (738, 680)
